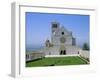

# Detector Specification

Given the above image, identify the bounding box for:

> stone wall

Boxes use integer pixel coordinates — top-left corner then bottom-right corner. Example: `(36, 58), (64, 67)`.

(79, 50), (89, 59)
(44, 45), (81, 55)
(26, 52), (45, 61)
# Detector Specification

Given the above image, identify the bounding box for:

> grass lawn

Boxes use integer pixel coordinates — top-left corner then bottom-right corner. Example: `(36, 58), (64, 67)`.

(26, 56), (88, 67)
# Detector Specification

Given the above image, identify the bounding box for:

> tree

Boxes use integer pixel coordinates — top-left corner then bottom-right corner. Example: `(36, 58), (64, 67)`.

(82, 43), (89, 50)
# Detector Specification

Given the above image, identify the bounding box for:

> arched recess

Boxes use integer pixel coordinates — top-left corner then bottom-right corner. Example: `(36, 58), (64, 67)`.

(60, 45), (66, 55)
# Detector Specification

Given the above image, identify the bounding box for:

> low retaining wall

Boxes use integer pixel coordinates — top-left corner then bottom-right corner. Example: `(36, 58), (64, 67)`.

(26, 50), (89, 62)
(26, 52), (45, 61)
(79, 50), (89, 59)
(45, 54), (79, 57)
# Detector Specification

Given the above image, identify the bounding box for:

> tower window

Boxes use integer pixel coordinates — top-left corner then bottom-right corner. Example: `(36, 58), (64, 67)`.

(62, 32), (64, 35)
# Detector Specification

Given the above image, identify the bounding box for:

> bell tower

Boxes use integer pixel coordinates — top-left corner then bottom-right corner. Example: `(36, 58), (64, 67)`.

(51, 22), (59, 34)
(51, 22), (60, 45)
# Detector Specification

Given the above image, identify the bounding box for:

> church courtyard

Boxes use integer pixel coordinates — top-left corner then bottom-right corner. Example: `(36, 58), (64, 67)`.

(26, 56), (88, 67)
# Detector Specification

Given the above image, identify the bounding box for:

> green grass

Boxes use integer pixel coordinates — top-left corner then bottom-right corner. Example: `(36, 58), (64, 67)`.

(26, 56), (88, 67)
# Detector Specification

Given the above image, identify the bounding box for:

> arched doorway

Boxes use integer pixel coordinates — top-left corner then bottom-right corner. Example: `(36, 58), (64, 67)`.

(60, 45), (66, 55)
(60, 50), (66, 55)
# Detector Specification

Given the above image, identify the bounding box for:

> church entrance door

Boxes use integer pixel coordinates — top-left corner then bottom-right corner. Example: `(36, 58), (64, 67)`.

(60, 50), (66, 55)
(60, 45), (66, 55)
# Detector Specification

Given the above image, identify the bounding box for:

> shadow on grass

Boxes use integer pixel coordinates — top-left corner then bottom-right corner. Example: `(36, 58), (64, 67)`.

(44, 64), (55, 66)
(44, 60), (60, 66)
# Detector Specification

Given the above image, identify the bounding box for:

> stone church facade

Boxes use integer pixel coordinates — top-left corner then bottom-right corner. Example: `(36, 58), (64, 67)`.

(44, 22), (81, 55)
(26, 22), (88, 61)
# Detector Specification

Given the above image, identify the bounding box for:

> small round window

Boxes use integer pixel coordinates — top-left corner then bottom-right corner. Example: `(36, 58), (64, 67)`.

(62, 32), (64, 35)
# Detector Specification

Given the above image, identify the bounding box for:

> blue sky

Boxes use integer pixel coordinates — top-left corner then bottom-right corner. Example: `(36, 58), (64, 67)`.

(26, 12), (89, 48)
